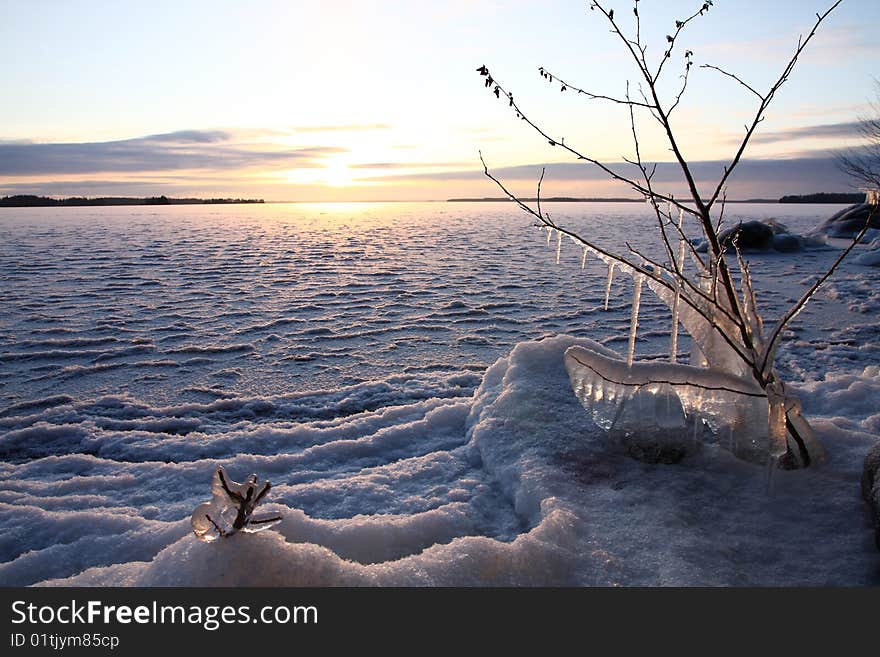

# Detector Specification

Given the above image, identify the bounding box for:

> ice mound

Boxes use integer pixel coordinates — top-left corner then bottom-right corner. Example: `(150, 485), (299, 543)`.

(40, 506), (579, 586)
(854, 239), (880, 267)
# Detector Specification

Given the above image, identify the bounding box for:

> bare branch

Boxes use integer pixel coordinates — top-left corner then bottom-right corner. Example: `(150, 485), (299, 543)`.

(477, 69), (700, 216)
(477, 0), (846, 413)
(668, 59), (693, 115)
(651, 2), (712, 83)
(838, 86), (880, 190)
(539, 67), (653, 108)
(480, 153), (754, 364)
(705, 0), (844, 212)
(699, 64), (763, 100)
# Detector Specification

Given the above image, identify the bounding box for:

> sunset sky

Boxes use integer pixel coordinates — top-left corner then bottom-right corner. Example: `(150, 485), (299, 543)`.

(2, 0), (878, 201)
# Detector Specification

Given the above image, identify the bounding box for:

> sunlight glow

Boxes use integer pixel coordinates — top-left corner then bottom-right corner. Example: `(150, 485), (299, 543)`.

(323, 160), (354, 187)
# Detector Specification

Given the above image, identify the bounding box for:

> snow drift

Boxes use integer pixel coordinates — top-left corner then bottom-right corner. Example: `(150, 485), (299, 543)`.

(0, 335), (874, 587)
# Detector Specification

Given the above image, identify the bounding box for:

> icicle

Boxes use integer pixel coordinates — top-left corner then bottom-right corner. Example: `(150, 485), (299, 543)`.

(555, 230), (562, 264)
(765, 382), (787, 493)
(670, 209), (687, 363)
(603, 262), (616, 310)
(546, 226), (553, 245)
(581, 246), (588, 270)
(766, 383), (788, 459)
(627, 275), (644, 367)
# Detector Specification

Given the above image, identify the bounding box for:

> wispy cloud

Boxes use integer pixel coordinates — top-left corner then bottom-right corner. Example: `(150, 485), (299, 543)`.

(349, 161), (471, 170)
(291, 123), (392, 133)
(0, 130), (347, 176)
(358, 156), (858, 196)
(745, 120), (864, 145)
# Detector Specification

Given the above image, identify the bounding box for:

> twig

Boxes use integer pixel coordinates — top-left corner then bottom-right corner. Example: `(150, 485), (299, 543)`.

(700, 64), (763, 100)
(705, 0), (844, 212)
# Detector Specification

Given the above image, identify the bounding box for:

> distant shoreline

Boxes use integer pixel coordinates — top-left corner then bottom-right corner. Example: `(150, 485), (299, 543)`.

(0, 193), (863, 207)
(447, 196), (783, 204)
(448, 193), (864, 204)
(0, 195), (265, 208)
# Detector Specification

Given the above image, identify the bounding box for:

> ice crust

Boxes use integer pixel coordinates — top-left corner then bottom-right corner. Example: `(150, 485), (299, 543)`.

(6, 335), (875, 587)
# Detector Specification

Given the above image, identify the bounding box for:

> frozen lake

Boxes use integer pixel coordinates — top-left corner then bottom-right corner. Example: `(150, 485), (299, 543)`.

(0, 201), (859, 405)
(1, 201), (878, 586)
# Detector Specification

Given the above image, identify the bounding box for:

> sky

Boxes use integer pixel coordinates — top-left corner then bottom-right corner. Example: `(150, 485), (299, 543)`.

(1, 0), (878, 201)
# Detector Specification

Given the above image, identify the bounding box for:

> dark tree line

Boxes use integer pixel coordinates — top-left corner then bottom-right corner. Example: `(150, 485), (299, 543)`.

(0, 195), (265, 208)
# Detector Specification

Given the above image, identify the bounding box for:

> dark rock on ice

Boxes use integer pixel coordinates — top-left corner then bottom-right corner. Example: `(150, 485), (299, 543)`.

(693, 218), (813, 253)
(811, 203), (880, 239)
(771, 232), (802, 253)
(720, 220), (775, 251)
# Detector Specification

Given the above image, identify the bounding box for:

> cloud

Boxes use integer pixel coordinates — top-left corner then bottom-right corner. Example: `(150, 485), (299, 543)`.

(744, 121), (864, 145)
(291, 123), (392, 133)
(349, 161), (471, 170)
(0, 179), (186, 196)
(139, 129), (231, 143)
(358, 156), (859, 196)
(0, 130), (347, 176)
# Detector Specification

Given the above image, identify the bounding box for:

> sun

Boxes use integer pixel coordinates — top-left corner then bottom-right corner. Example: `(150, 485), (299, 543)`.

(323, 160), (353, 187)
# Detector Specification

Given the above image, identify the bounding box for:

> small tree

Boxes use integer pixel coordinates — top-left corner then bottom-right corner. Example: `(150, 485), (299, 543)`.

(839, 82), (880, 198)
(476, 0), (874, 468)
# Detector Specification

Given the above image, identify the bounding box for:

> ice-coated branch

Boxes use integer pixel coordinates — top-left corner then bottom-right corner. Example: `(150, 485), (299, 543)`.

(481, 153), (756, 367)
(191, 467), (282, 542)
(475, 1), (845, 467)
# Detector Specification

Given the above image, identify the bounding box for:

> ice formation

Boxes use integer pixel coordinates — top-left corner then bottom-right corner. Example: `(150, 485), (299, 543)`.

(603, 263), (615, 310)
(540, 212), (826, 467)
(669, 212), (687, 363)
(191, 467), (282, 542)
(626, 275), (643, 367)
(564, 344), (773, 463)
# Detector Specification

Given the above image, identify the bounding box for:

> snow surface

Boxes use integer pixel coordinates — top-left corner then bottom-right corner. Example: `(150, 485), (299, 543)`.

(0, 202), (878, 586)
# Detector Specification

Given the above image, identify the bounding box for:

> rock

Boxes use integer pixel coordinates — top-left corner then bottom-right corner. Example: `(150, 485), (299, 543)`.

(693, 218), (807, 253)
(862, 441), (880, 550)
(719, 220), (775, 251)
(811, 203), (880, 239)
(772, 233), (803, 252)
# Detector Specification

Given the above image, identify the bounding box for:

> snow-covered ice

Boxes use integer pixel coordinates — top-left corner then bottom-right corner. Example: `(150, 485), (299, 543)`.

(0, 201), (878, 586)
